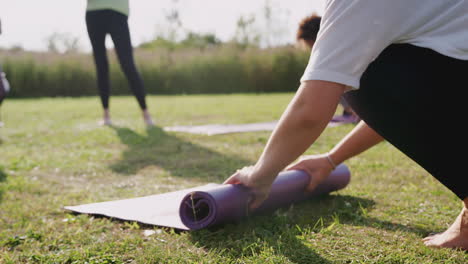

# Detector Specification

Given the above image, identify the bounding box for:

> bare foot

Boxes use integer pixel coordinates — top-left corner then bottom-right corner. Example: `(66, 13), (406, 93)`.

(423, 207), (468, 250)
(144, 117), (154, 126)
(99, 109), (112, 126)
(98, 118), (112, 126)
(142, 110), (154, 126)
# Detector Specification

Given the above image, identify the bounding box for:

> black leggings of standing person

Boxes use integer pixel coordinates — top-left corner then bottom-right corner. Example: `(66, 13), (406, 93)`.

(345, 44), (466, 200)
(0, 64), (10, 106)
(0, 64), (10, 127)
(85, 9), (147, 111)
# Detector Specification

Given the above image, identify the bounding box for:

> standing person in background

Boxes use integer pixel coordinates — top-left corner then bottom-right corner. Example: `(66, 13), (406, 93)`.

(86, 0), (154, 126)
(0, 65), (10, 123)
(0, 18), (11, 128)
(296, 14), (360, 124)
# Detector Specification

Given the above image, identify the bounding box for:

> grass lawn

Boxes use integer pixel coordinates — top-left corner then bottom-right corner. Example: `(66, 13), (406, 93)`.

(0, 94), (466, 263)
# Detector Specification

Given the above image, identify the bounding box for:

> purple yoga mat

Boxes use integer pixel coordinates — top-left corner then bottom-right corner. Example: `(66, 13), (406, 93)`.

(180, 164), (350, 230)
(64, 164), (350, 230)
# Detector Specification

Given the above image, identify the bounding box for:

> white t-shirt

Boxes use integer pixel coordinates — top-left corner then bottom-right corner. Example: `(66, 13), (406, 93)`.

(301, 0), (468, 90)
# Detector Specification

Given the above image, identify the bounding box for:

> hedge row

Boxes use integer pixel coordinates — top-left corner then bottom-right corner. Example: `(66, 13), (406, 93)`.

(1, 46), (310, 97)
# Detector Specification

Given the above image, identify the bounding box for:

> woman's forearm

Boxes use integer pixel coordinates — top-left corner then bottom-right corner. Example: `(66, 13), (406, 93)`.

(328, 121), (384, 164)
(250, 80), (346, 186)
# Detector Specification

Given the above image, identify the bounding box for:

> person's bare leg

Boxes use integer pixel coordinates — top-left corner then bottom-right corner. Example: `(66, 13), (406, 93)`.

(142, 109), (154, 126)
(423, 198), (468, 250)
(99, 108), (112, 126)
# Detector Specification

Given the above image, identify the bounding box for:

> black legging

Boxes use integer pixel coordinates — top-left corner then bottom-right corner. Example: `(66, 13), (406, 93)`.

(345, 44), (466, 200)
(0, 64), (8, 105)
(86, 9), (147, 110)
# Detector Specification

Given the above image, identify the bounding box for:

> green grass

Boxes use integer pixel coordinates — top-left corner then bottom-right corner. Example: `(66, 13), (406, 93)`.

(0, 94), (466, 263)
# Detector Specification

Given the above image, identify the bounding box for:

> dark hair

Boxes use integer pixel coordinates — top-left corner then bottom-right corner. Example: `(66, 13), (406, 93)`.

(296, 14), (321, 42)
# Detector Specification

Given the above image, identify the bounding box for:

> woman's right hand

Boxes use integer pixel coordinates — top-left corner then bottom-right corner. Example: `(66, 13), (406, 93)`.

(223, 166), (273, 210)
(286, 154), (335, 192)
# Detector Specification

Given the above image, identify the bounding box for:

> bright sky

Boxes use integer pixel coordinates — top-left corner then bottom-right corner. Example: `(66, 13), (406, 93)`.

(0, 0), (325, 52)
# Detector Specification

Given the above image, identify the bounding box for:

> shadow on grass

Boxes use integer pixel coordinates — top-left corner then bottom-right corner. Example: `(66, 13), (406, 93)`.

(190, 194), (431, 262)
(109, 125), (251, 182)
(290, 194), (431, 235)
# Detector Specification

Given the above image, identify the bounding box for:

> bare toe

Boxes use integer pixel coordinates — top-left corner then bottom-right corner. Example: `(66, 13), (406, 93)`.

(422, 232), (441, 241)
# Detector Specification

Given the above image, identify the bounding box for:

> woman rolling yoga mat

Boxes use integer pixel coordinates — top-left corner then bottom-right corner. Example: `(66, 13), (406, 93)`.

(64, 164), (350, 230)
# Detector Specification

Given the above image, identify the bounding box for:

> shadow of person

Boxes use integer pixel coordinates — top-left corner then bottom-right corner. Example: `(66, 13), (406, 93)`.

(108, 125), (251, 183)
(291, 194), (431, 236)
(191, 213), (332, 264)
(190, 194), (431, 262)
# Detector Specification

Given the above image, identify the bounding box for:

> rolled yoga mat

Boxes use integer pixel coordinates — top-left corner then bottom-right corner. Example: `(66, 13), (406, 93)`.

(180, 164), (350, 230)
(64, 164), (350, 231)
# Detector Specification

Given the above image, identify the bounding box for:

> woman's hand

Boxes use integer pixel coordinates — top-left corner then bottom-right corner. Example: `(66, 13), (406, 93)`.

(286, 154), (334, 192)
(223, 166), (273, 210)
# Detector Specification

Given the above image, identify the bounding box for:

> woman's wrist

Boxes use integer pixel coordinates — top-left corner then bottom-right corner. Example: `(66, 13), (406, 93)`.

(250, 162), (279, 187)
(325, 152), (337, 170)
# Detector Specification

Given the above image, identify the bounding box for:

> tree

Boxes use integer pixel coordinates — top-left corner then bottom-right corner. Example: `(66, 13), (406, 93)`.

(45, 32), (81, 54)
(231, 0), (290, 49)
(260, 0), (290, 48)
(233, 14), (260, 48)
(180, 32), (221, 49)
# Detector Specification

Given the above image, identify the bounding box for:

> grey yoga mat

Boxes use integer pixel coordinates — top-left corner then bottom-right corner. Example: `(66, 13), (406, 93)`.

(64, 164), (351, 230)
(164, 120), (345, 136)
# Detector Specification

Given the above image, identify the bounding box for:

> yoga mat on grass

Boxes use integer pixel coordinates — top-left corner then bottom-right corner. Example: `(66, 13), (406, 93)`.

(164, 120), (344, 136)
(64, 164), (350, 231)
(164, 121), (279, 135)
